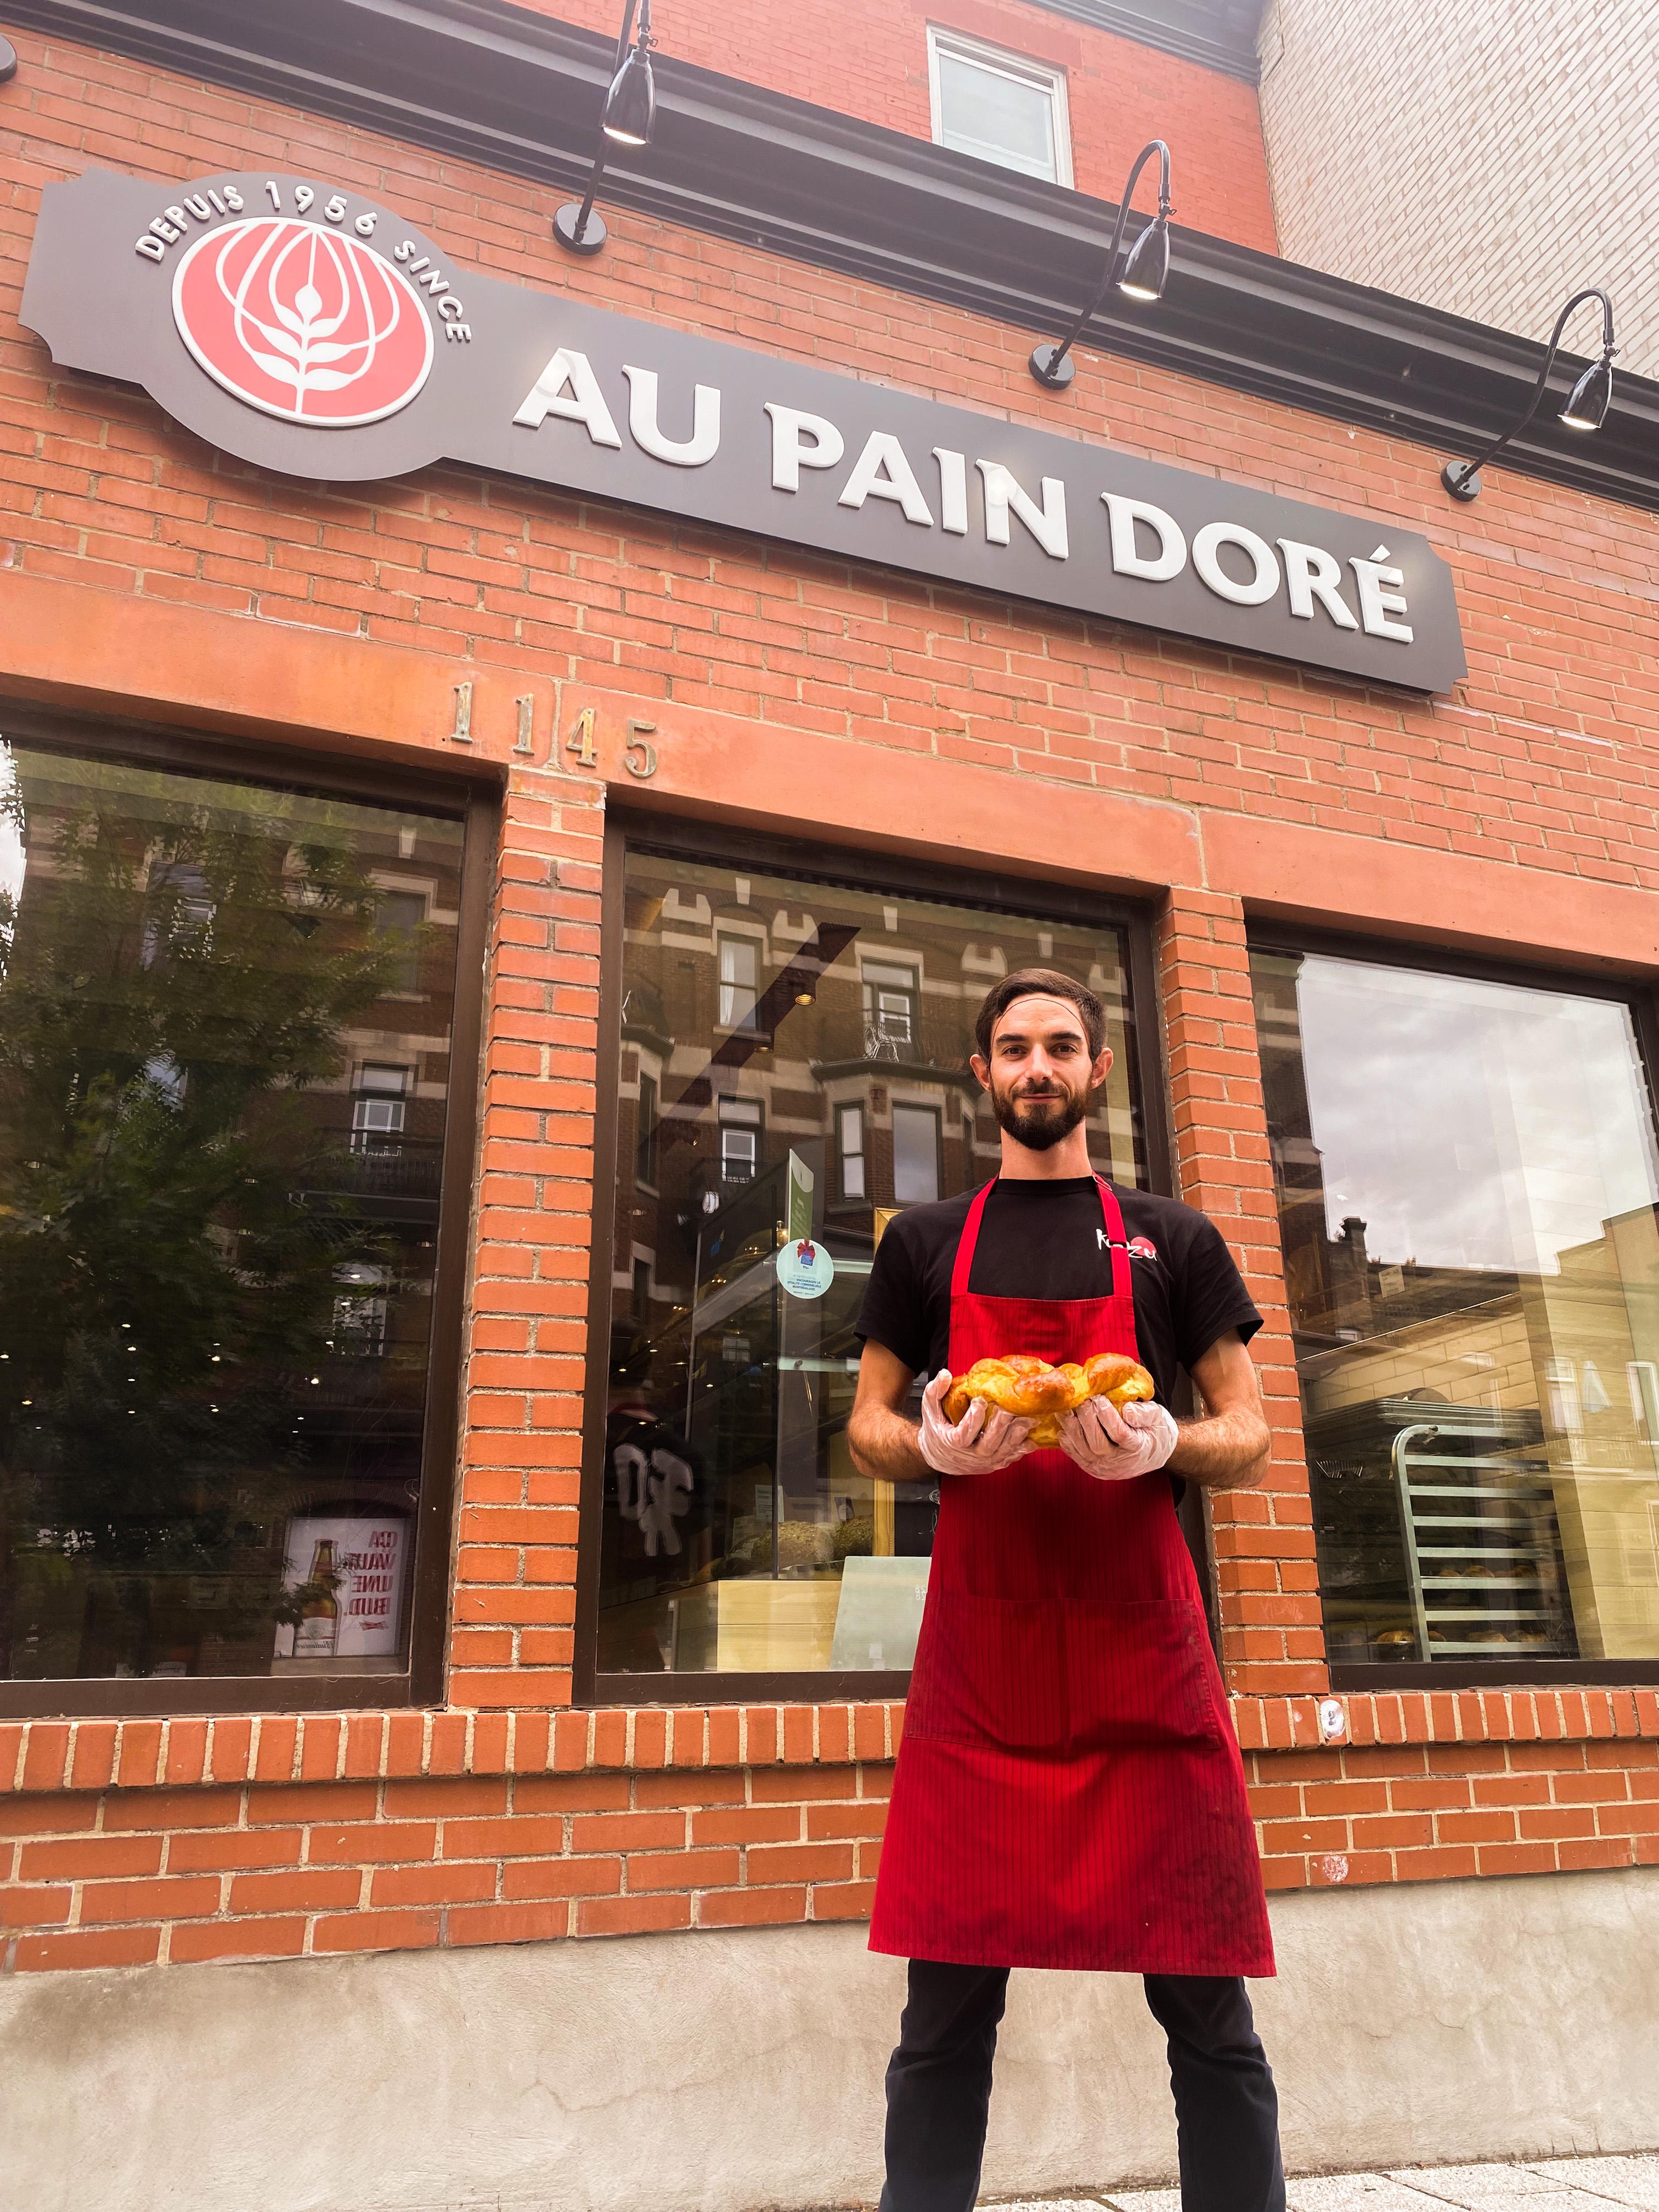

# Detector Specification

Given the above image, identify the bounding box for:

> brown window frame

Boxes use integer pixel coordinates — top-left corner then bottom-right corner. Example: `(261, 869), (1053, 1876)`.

(576, 809), (1176, 1707)
(0, 699), (497, 1720)
(1249, 919), (1659, 1692)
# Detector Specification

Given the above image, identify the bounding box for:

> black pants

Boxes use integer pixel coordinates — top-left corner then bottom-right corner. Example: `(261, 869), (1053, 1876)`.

(881, 1961), (1285, 2212)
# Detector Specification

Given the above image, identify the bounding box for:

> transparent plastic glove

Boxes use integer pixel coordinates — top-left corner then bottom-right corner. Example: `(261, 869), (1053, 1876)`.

(918, 1369), (1035, 1477)
(1056, 1393), (1179, 1481)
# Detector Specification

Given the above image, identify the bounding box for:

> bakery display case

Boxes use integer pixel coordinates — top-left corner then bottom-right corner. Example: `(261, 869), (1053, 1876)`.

(1391, 1407), (1575, 1661)
(1304, 1396), (1576, 1667)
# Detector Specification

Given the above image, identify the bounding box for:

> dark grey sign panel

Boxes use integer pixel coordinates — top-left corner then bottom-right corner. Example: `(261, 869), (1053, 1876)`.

(21, 168), (1467, 691)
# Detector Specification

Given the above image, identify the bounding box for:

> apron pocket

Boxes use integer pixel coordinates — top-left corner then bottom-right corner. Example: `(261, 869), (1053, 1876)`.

(1062, 1598), (1222, 1755)
(904, 1592), (1067, 1752)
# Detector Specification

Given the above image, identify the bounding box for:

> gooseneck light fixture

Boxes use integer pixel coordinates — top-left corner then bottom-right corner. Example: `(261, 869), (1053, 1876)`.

(1030, 140), (1173, 391)
(554, 0), (658, 257)
(1441, 286), (1617, 500)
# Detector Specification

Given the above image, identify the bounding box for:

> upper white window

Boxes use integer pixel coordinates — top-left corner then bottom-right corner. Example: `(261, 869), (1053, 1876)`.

(926, 27), (1073, 187)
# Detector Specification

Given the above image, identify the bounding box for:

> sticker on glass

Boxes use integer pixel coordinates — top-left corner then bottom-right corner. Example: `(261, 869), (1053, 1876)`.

(777, 1237), (835, 1300)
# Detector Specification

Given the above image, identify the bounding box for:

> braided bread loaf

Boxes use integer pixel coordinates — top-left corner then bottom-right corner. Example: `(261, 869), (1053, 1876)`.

(942, 1352), (1155, 1448)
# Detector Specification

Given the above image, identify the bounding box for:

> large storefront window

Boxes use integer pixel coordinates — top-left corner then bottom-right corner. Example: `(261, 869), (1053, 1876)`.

(598, 839), (1147, 1683)
(1252, 945), (1659, 1677)
(0, 732), (473, 1703)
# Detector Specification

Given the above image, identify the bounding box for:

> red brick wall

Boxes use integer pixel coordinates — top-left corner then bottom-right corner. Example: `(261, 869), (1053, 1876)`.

(1157, 891), (1323, 1688)
(4, 1694), (1657, 1969)
(2, 29), (1658, 1973)
(533, 0), (1279, 252)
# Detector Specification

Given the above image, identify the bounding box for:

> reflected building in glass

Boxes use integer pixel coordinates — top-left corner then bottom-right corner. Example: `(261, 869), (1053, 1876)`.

(599, 845), (1146, 1678)
(1252, 946), (1659, 1672)
(0, 741), (467, 1686)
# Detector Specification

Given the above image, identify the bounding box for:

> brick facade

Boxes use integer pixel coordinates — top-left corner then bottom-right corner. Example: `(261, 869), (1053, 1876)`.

(2, 19), (1658, 1974)
(540, 0), (1279, 251)
(1257, 0), (1659, 376)
(6, 1689), (1658, 1967)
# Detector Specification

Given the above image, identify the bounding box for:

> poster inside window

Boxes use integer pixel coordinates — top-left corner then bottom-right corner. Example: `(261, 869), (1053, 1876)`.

(0, 736), (466, 1685)
(600, 844), (1146, 1677)
(1252, 946), (1659, 1671)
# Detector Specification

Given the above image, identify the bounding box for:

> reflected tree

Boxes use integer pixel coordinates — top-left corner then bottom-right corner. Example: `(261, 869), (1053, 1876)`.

(0, 761), (407, 1674)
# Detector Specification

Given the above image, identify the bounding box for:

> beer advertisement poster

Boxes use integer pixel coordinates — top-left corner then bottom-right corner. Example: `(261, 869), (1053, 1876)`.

(273, 1516), (408, 1661)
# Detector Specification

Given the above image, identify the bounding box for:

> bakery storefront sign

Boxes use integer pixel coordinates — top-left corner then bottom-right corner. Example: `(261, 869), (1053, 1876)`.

(22, 168), (1466, 691)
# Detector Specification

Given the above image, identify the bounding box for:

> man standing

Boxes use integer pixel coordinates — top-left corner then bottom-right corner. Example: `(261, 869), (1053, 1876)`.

(849, 969), (1282, 2212)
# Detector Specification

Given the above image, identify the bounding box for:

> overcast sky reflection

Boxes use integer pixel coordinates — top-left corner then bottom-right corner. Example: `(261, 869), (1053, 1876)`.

(1294, 955), (1659, 1277)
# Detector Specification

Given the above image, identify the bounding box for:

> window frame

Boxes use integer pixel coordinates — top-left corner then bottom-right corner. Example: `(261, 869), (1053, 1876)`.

(716, 930), (761, 1032)
(1249, 918), (1659, 1692)
(837, 1102), (867, 1203)
(636, 1067), (661, 1193)
(0, 698), (497, 1720)
(925, 24), (1074, 189)
(577, 809), (1172, 1707)
(862, 958), (921, 1054)
(716, 1092), (764, 1187)
(372, 884), (428, 996)
(891, 1098), (944, 1205)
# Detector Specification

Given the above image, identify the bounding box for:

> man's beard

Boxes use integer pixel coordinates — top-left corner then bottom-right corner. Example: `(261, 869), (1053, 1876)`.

(990, 1079), (1090, 1153)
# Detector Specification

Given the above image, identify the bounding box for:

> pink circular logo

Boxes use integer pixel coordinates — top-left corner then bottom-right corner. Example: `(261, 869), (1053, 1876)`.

(172, 218), (435, 426)
(1127, 1236), (1160, 1261)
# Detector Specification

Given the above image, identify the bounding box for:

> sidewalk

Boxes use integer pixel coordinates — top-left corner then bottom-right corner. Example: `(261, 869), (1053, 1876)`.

(1004, 2154), (1659, 2211)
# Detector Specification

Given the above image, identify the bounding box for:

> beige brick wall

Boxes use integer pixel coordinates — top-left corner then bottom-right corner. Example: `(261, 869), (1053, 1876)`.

(1257, 0), (1659, 380)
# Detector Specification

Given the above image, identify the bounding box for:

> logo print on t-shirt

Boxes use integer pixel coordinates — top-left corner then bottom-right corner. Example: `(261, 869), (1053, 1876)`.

(1097, 1228), (1160, 1261)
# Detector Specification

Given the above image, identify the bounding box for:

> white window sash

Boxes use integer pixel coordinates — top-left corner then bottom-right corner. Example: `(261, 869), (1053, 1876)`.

(926, 26), (1073, 189)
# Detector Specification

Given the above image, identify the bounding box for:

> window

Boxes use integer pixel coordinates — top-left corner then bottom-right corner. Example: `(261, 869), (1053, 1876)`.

(1252, 942), (1659, 1681)
(718, 935), (758, 1029)
(718, 1096), (762, 1186)
(927, 27), (1073, 187)
(864, 961), (918, 1055)
(375, 888), (427, 994)
(331, 1265), (390, 1359)
(892, 1103), (942, 1204)
(0, 725), (480, 1712)
(838, 1104), (867, 1201)
(637, 1069), (660, 1190)
(352, 1064), (410, 1150)
(594, 833), (1147, 1687)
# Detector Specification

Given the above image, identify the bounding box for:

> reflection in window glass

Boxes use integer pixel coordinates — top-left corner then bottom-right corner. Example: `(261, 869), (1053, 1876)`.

(865, 962), (918, 1052)
(0, 740), (465, 1684)
(375, 889), (426, 994)
(719, 1096), (761, 1187)
(892, 1104), (941, 1205)
(601, 847), (1144, 1677)
(1252, 947), (1659, 1670)
(637, 1070), (660, 1191)
(718, 937), (758, 1030)
(353, 1063), (410, 1151)
(838, 1104), (866, 1201)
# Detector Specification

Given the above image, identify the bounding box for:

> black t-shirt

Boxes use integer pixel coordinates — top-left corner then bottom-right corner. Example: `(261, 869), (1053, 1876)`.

(854, 1177), (1262, 1409)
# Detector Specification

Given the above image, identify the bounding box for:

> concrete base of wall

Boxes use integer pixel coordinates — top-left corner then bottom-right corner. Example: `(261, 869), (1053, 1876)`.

(4, 1867), (1656, 2212)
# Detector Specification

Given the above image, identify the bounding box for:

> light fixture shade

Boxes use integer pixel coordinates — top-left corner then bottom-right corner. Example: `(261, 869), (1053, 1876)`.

(1560, 354), (1613, 432)
(602, 45), (656, 146)
(1118, 216), (1170, 303)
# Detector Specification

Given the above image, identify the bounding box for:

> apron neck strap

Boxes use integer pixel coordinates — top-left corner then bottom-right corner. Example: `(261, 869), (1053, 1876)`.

(949, 1175), (1131, 1299)
(950, 1180), (997, 1297)
(1096, 1175), (1130, 1300)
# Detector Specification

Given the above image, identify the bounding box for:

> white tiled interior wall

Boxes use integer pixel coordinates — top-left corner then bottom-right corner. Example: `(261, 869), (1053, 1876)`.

(1256, 0), (1659, 379)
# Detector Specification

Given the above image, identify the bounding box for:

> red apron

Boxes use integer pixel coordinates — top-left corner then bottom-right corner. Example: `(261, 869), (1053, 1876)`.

(869, 1176), (1274, 1977)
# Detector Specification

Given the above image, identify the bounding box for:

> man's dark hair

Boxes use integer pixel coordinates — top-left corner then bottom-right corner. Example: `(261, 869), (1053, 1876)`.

(973, 968), (1107, 1063)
